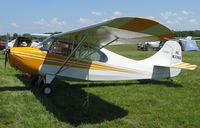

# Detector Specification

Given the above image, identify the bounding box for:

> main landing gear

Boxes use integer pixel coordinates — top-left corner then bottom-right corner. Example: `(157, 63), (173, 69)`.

(31, 74), (55, 95)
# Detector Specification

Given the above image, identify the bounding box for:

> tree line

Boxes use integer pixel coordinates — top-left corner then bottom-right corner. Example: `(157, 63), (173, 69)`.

(0, 32), (62, 41)
(174, 30), (200, 37)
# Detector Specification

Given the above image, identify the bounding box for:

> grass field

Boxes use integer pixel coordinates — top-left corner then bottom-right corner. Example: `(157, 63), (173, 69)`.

(0, 42), (200, 128)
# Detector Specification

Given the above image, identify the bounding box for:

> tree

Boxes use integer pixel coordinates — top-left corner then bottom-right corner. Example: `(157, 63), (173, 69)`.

(23, 33), (31, 38)
(12, 33), (18, 40)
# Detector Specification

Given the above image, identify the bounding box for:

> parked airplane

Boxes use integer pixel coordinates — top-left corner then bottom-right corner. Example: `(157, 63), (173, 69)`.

(5, 34), (50, 49)
(5, 17), (197, 95)
(137, 41), (162, 51)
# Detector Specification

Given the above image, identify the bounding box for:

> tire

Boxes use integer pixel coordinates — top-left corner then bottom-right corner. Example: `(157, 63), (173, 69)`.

(42, 85), (52, 95)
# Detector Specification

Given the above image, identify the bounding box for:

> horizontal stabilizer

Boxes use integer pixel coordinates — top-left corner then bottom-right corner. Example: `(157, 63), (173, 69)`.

(141, 40), (197, 71)
(155, 62), (197, 70)
(171, 62), (197, 70)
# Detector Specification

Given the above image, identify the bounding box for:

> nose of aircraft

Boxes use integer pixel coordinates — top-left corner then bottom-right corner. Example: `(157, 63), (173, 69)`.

(8, 48), (21, 70)
(7, 47), (42, 75)
(6, 47), (32, 76)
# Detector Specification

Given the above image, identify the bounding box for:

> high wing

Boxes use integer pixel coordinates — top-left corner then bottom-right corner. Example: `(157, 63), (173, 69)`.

(54, 17), (174, 47)
(50, 17), (174, 75)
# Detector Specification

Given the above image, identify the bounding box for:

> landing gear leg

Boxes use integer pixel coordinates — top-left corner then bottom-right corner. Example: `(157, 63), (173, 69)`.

(41, 74), (55, 95)
(37, 76), (44, 88)
(31, 74), (55, 95)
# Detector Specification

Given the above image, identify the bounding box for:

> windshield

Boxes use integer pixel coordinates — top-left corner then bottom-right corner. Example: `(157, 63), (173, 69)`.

(38, 36), (55, 51)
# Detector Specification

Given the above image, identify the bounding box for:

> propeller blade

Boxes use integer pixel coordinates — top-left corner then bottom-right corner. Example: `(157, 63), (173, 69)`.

(4, 33), (10, 72)
(5, 33), (9, 49)
(4, 49), (9, 72)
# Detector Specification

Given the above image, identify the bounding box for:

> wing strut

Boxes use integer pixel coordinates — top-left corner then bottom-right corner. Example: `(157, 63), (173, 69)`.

(99, 36), (119, 49)
(54, 34), (88, 76)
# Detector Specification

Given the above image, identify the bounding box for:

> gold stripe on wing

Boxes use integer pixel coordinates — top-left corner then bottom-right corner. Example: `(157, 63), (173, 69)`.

(120, 18), (159, 32)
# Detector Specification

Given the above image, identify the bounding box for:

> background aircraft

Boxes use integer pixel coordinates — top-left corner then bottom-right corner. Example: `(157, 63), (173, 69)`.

(5, 33), (50, 49)
(178, 36), (199, 51)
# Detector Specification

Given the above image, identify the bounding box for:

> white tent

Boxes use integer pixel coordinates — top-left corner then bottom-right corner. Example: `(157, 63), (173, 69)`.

(179, 36), (199, 51)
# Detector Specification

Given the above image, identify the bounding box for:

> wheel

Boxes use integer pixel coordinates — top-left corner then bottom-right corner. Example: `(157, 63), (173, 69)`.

(42, 85), (52, 95)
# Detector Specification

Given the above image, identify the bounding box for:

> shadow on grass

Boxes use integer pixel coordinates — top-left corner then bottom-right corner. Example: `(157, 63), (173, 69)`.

(14, 75), (128, 126)
(0, 86), (30, 91)
(59, 79), (183, 88)
(0, 75), (183, 126)
(60, 81), (136, 88)
(0, 57), (5, 60)
(0, 78), (182, 93)
(137, 79), (183, 88)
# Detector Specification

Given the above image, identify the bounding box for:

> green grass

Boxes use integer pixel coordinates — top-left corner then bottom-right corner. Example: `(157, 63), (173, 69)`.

(0, 43), (200, 128)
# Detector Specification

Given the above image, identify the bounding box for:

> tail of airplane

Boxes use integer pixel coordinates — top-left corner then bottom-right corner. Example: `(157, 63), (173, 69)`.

(141, 40), (197, 70)
(140, 40), (197, 78)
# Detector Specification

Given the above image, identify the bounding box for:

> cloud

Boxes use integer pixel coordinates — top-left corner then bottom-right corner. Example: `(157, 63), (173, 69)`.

(112, 11), (124, 17)
(50, 18), (67, 26)
(34, 18), (47, 26)
(177, 16), (187, 21)
(160, 11), (186, 25)
(166, 20), (179, 24)
(78, 17), (94, 25)
(160, 11), (177, 20)
(160, 10), (199, 30)
(182, 10), (192, 15)
(91, 10), (126, 22)
(189, 19), (199, 25)
(34, 17), (67, 28)
(10, 22), (19, 28)
(160, 10), (194, 24)
(92, 11), (103, 16)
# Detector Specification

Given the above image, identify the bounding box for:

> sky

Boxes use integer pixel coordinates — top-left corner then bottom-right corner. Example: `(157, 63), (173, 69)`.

(0, 0), (200, 34)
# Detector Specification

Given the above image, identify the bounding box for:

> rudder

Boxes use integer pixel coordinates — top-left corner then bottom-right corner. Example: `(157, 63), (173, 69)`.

(141, 41), (182, 66)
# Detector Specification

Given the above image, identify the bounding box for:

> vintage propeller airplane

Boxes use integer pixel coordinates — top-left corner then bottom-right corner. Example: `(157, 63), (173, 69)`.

(5, 17), (197, 95)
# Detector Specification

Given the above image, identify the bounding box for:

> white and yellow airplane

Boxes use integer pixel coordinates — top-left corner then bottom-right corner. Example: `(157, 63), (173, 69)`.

(5, 17), (197, 95)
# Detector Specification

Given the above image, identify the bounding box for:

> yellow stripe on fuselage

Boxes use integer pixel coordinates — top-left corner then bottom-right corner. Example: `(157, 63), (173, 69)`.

(10, 49), (137, 74)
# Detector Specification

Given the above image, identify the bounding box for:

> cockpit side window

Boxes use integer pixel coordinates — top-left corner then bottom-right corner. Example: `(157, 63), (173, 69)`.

(39, 36), (54, 51)
(75, 46), (108, 62)
(40, 36), (107, 62)
(49, 41), (72, 56)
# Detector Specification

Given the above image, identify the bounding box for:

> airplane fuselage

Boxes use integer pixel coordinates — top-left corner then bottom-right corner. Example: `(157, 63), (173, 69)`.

(8, 46), (181, 82)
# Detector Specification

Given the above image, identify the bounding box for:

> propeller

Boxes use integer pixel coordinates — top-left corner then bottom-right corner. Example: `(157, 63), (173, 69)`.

(4, 33), (10, 71)
(4, 48), (10, 72)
